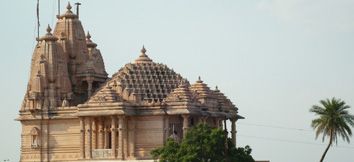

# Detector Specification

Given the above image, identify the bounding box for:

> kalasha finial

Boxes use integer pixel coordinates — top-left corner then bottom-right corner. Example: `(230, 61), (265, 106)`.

(196, 76), (203, 83)
(67, 2), (72, 10)
(86, 31), (91, 39)
(46, 24), (52, 33)
(215, 85), (219, 90)
(141, 45), (146, 54)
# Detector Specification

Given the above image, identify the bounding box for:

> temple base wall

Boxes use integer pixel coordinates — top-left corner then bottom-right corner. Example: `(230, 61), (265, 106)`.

(20, 118), (80, 162)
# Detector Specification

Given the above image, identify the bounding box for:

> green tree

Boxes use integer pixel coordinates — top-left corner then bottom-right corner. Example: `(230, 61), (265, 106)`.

(228, 142), (254, 162)
(310, 97), (354, 162)
(151, 124), (255, 162)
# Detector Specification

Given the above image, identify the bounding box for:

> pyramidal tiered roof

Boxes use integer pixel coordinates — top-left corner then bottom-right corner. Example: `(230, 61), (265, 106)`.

(88, 47), (186, 105)
(82, 47), (239, 118)
(164, 80), (196, 103)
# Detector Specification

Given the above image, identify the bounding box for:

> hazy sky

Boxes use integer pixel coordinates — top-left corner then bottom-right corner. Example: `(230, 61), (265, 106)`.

(1, 0), (354, 162)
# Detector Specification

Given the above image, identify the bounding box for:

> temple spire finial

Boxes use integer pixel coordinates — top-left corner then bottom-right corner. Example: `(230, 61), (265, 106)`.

(141, 45), (147, 54)
(86, 31), (91, 39)
(196, 76), (203, 83)
(67, 2), (72, 10)
(46, 24), (52, 33)
(134, 46), (152, 64)
(86, 31), (98, 48)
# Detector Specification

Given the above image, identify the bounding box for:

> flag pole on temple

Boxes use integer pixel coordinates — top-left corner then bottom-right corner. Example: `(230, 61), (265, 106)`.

(58, 0), (60, 16)
(36, 0), (40, 42)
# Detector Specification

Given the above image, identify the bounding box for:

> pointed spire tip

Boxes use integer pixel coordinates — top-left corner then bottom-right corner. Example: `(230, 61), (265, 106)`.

(67, 2), (72, 10)
(46, 24), (52, 33)
(141, 45), (147, 54)
(86, 31), (91, 39)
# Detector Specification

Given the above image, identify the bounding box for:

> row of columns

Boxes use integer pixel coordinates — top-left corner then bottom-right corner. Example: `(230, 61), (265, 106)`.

(180, 115), (237, 146)
(79, 116), (133, 160)
(79, 115), (237, 160)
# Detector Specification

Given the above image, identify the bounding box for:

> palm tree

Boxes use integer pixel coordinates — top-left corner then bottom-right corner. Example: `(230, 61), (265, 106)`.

(310, 97), (354, 162)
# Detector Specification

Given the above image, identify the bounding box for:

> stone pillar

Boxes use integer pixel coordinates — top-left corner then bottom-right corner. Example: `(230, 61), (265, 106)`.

(219, 119), (223, 128)
(85, 117), (92, 159)
(104, 120), (110, 149)
(124, 118), (128, 159)
(202, 117), (207, 124)
(128, 119), (136, 158)
(80, 117), (85, 159)
(223, 119), (228, 133)
(182, 114), (189, 137)
(87, 79), (93, 97)
(118, 116), (125, 159)
(92, 118), (97, 149)
(98, 117), (104, 149)
(111, 116), (117, 158)
(216, 118), (221, 129)
(231, 118), (237, 146)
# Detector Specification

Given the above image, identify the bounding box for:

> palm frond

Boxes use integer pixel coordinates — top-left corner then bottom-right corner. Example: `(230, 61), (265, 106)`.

(310, 97), (354, 144)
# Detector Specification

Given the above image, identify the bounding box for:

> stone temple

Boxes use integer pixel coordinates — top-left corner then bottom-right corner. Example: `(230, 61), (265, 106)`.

(17, 3), (243, 162)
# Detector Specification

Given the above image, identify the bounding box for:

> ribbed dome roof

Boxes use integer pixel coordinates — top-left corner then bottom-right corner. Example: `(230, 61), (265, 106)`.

(108, 47), (188, 103)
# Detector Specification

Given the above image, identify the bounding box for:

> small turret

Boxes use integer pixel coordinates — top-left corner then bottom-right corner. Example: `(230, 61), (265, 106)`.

(86, 31), (97, 48)
(22, 25), (72, 111)
(190, 76), (216, 106)
(86, 31), (108, 77)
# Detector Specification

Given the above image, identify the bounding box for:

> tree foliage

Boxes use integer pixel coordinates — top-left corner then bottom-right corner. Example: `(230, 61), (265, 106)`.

(310, 97), (354, 162)
(151, 124), (255, 162)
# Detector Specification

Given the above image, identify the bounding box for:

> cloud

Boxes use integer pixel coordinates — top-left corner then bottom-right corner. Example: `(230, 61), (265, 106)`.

(257, 0), (354, 32)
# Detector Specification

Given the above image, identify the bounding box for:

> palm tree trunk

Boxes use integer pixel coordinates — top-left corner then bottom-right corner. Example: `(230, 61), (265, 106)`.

(319, 131), (333, 162)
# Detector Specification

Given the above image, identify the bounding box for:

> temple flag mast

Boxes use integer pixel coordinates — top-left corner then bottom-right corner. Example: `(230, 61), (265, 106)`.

(75, 2), (81, 18)
(36, 0), (40, 42)
(57, 0), (60, 16)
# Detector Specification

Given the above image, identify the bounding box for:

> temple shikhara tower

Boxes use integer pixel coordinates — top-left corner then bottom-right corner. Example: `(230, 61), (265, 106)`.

(17, 3), (243, 162)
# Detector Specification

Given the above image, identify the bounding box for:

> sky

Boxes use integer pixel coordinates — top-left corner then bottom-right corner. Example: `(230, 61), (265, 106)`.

(1, 0), (354, 162)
